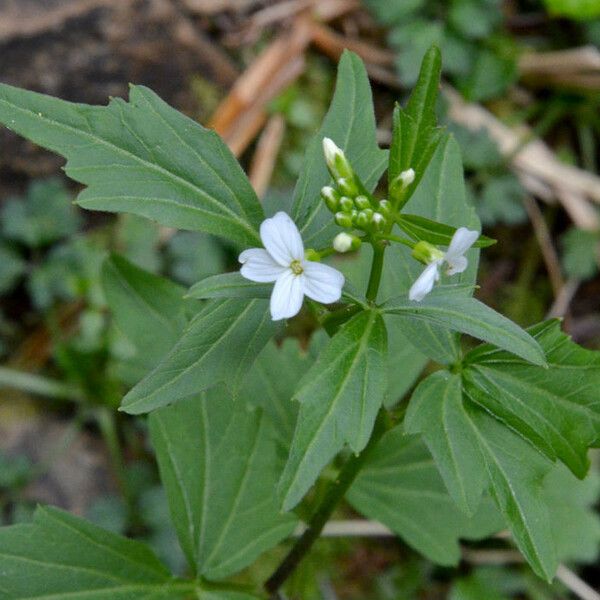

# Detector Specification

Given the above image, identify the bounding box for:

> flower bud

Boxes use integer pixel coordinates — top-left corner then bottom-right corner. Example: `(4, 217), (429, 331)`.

(322, 137), (354, 180)
(378, 199), (391, 217)
(339, 196), (354, 213)
(371, 212), (386, 231)
(337, 177), (358, 198)
(412, 241), (445, 265)
(354, 195), (371, 210)
(390, 168), (416, 201)
(333, 232), (361, 253)
(321, 186), (339, 212)
(335, 211), (353, 228)
(356, 211), (370, 229)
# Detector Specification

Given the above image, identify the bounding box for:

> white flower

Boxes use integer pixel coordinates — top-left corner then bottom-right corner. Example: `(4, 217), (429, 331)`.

(408, 227), (479, 302)
(239, 212), (345, 321)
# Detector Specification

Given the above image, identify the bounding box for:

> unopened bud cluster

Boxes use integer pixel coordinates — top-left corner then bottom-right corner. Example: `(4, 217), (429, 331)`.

(321, 137), (391, 233)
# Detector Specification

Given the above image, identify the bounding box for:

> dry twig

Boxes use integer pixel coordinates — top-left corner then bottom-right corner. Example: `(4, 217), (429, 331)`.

(444, 86), (600, 230)
(249, 114), (286, 198)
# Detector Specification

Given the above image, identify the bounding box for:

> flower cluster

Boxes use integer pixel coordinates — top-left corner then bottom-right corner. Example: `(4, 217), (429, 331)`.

(238, 138), (480, 321)
(321, 138), (389, 233)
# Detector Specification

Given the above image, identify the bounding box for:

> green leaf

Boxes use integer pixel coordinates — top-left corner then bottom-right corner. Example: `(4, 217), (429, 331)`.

(149, 388), (298, 580)
(391, 21), (445, 86)
(460, 48), (517, 102)
(1, 178), (80, 248)
(0, 84), (263, 246)
(466, 407), (557, 581)
(543, 462), (600, 564)
(120, 299), (278, 414)
(166, 231), (227, 286)
(0, 244), (26, 294)
(347, 427), (504, 566)
(395, 213), (496, 247)
(543, 0), (600, 18)
(0, 505), (258, 599)
(449, 567), (514, 600)
(242, 333), (326, 450)
(102, 254), (188, 372)
(291, 51), (388, 247)
(463, 320), (600, 478)
(477, 174), (527, 227)
(382, 288), (546, 366)
(561, 227), (599, 281)
(389, 46), (443, 204)
(405, 371), (487, 515)
(188, 272), (272, 300)
(449, 0), (502, 39)
(278, 310), (388, 510)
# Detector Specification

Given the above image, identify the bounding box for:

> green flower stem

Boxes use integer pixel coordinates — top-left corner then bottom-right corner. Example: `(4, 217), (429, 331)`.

(264, 410), (389, 597)
(365, 242), (386, 303)
(374, 233), (415, 248)
(265, 229), (393, 597)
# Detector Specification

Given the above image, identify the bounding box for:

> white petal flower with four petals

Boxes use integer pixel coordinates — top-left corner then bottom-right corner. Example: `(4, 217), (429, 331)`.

(409, 227), (479, 302)
(239, 212), (345, 321)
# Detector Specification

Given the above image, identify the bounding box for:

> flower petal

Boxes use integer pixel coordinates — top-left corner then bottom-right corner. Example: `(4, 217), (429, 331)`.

(260, 212), (304, 266)
(239, 248), (286, 282)
(445, 255), (468, 276)
(445, 227), (479, 261)
(302, 261), (345, 304)
(270, 270), (304, 320)
(409, 262), (440, 302)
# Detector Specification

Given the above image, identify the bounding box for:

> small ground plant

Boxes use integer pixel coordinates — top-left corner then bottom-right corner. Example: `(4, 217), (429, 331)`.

(0, 47), (599, 598)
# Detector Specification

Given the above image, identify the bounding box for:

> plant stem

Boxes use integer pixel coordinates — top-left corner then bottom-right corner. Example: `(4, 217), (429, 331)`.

(374, 233), (415, 248)
(265, 221), (392, 596)
(96, 407), (136, 524)
(365, 242), (385, 303)
(264, 411), (388, 597)
(0, 366), (85, 403)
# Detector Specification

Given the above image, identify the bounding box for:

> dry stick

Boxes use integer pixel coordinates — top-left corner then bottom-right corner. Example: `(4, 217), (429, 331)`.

(444, 85), (600, 230)
(226, 56), (304, 157)
(520, 45), (600, 90)
(308, 521), (599, 600)
(209, 18), (312, 156)
(547, 278), (581, 319)
(249, 114), (286, 198)
(299, 520), (599, 600)
(522, 195), (564, 298)
(519, 45), (600, 75)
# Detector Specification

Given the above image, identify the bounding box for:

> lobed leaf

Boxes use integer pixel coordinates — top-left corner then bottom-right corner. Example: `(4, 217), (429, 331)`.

(120, 299), (278, 414)
(463, 319), (600, 478)
(278, 310), (387, 510)
(389, 45), (443, 204)
(188, 272), (272, 300)
(0, 84), (263, 246)
(405, 371), (487, 515)
(347, 427), (504, 566)
(149, 388), (297, 580)
(395, 213), (496, 248)
(102, 254), (189, 373)
(382, 289), (546, 366)
(0, 505), (260, 599)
